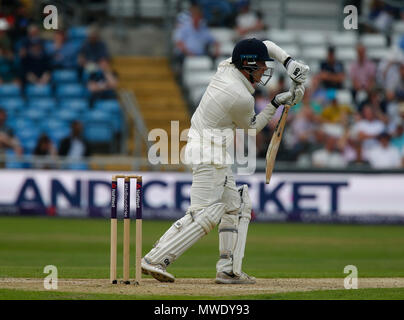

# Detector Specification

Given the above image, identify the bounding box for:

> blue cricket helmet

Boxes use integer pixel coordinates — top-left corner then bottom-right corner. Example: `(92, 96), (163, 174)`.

(231, 38), (274, 86)
(232, 38), (273, 70)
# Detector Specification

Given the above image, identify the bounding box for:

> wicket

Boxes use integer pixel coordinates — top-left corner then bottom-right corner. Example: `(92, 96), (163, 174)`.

(110, 175), (143, 285)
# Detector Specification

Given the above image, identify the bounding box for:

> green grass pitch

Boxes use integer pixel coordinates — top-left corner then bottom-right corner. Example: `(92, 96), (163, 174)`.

(1, 216), (404, 299)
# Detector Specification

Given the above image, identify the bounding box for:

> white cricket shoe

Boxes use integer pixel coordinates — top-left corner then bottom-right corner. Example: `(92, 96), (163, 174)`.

(141, 258), (175, 283)
(215, 271), (256, 284)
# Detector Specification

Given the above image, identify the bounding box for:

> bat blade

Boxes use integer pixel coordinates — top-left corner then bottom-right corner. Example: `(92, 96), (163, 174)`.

(265, 105), (291, 184)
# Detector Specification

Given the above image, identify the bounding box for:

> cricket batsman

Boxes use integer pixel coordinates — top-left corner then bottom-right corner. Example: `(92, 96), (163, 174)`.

(142, 38), (309, 284)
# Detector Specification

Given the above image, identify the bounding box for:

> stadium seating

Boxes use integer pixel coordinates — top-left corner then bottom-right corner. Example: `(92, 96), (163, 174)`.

(219, 42), (235, 56)
(0, 23), (128, 168)
(367, 48), (391, 60)
(28, 98), (57, 112)
(302, 46), (327, 62)
(0, 97), (25, 114)
(267, 29), (296, 46)
(52, 109), (80, 122)
(335, 48), (356, 63)
(47, 126), (71, 147)
(12, 118), (35, 131)
(93, 99), (121, 113)
(0, 84), (21, 97)
(56, 83), (87, 98)
(16, 126), (41, 148)
(360, 34), (387, 48)
(329, 32), (358, 47)
(280, 45), (300, 58)
(84, 120), (114, 143)
(23, 108), (47, 122)
(40, 118), (70, 146)
(183, 70), (215, 89)
(59, 98), (89, 113)
(299, 31), (327, 46)
(52, 69), (79, 83)
(210, 28), (236, 44)
(183, 56), (213, 72)
(25, 84), (52, 97)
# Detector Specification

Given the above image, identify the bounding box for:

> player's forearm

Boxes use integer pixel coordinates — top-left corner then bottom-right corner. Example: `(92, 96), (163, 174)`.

(247, 103), (277, 135)
(263, 40), (289, 65)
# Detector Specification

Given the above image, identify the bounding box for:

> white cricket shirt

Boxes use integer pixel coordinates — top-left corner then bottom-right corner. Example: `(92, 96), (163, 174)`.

(185, 58), (277, 166)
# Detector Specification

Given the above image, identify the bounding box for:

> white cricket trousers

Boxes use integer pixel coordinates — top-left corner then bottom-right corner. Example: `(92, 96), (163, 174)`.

(190, 164), (241, 273)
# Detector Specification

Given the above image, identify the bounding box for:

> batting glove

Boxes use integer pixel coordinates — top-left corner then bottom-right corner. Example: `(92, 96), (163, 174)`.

(289, 82), (305, 106)
(271, 91), (293, 109)
(284, 57), (310, 84)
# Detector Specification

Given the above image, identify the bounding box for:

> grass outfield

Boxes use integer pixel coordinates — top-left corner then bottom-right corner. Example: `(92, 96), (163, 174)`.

(1, 216), (404, 299)
(1, 288), (404, 300)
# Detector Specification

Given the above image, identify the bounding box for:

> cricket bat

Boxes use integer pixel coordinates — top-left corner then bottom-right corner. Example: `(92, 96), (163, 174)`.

(265, 104), (291, 184)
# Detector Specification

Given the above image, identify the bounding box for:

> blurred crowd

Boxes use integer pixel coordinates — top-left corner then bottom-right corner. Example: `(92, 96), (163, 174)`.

(258, 43), (404, 170)
(172, 0), (266, 78)
(1, 0), (404, 171)
(173, 0), (404, 170)
(0, 1), (117, 165)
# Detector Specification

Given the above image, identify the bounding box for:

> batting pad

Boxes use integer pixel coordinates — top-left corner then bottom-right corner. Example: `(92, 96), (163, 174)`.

(216, 213), (239, 274)
(145, 203), (226, 267)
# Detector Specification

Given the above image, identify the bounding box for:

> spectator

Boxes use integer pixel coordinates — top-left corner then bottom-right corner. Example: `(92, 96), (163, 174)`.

(46, 30), (80, 69)
(234, 0), (266, 40)
(0, 46), (19, 84)
(289, 103), (321, 161)
(349, 44), (376, 106)
(343, 138), (370, 168)
(391, 123), (404, 152)
(311, 46), (345, 91)
(33, 133), (57, 169)
(18, 24), (45, 58)
(0, 18), (11, 52)
(318, 96), (352, 140)
(321, 97), (352, 125)
(87, 58), (118, 106)
(173, 3), (219, 77)
(58, 121), (90, 159)
(350, 105), (386, 155)
(384, 61), (404, 102)
(366, 132), (401, 168)
(78, 26), (109, 67)
(197, 0), (235, 27)
(5, 4), (33, 51)
(312, 135), (347, 168)
(0, 108), (22, 156)
(376, 48), (404, 99)
(358, 89), (387, 115)
(20, 40), (51, 85)
(367, 0), (394, 33)
(34, 134), (57, 156)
